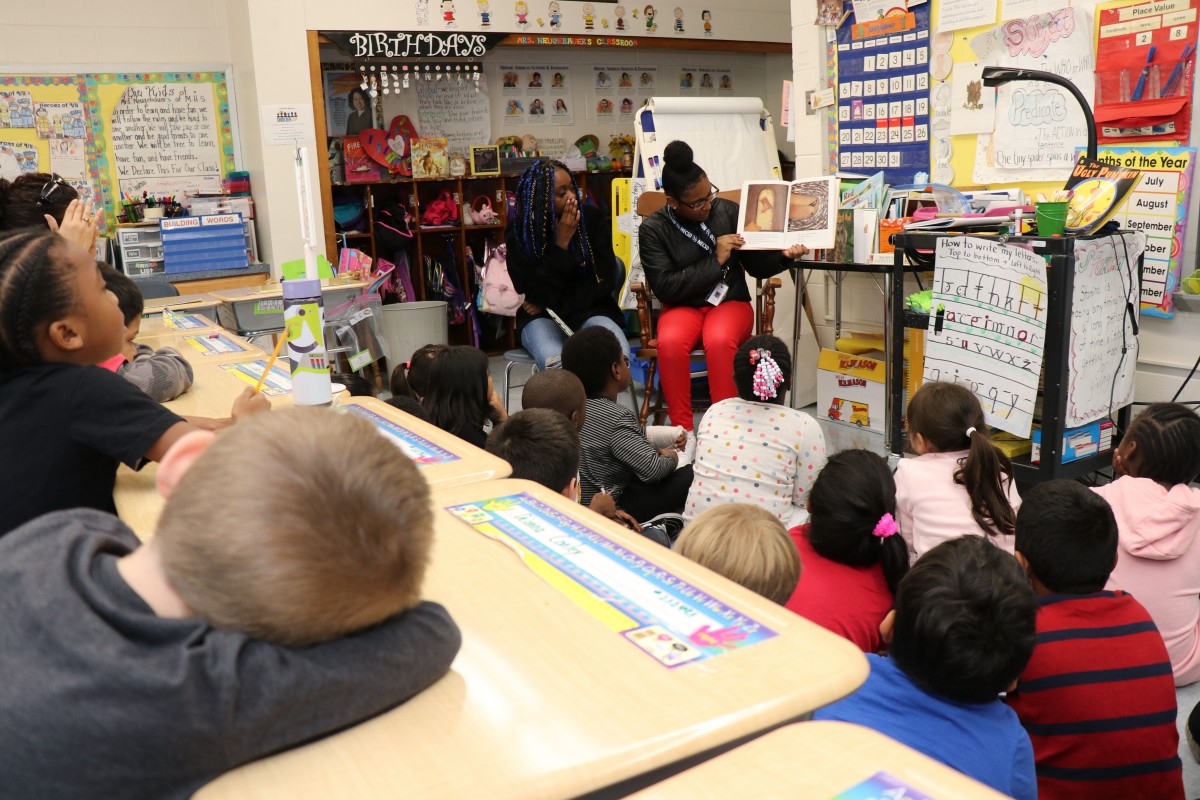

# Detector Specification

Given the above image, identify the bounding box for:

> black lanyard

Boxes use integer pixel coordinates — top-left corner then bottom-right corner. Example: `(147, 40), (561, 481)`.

(666, 207), (716, 254)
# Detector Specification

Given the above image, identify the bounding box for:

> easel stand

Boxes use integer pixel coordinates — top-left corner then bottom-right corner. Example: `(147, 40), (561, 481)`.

(891, 232), (1141, 484)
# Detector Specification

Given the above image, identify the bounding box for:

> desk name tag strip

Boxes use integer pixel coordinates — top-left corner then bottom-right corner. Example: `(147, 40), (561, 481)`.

(343, 406), (461, 466)
(446, 493), (777, 668)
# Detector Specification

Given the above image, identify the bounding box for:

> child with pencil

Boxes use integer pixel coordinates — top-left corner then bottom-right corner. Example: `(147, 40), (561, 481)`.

(0, 228), (269, 536)
(0, 407), (461, 798)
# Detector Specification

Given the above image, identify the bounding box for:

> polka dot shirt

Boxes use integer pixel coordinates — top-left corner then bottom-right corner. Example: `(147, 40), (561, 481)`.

(684, 398), (827, 523)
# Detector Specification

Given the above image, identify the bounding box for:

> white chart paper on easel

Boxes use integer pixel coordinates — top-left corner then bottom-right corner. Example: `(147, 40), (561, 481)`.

(923, 237), (1048, 437)
(1067, 234), (1145, 426)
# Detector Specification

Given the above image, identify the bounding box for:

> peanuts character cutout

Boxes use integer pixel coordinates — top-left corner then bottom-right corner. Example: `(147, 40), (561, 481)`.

(441, 0), (456, 27)
(702, 9), (713, 35)
(614, 4), (626, 30)
(548, 1), (561, 28)
(644, 4), (657, 31)
(582, 2), (595, 29)
(673, 6), (684, 33)
(515, 0), (529, 26)
(416, 0), (430, 24)
(478, 1), (491, 26)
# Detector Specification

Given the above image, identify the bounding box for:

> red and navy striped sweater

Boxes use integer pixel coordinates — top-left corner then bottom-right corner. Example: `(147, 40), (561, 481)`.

(1006, 590), (1183, 800)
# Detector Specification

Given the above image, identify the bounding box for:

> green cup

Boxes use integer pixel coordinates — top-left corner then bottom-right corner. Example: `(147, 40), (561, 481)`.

(1035, 201), (1068, 236)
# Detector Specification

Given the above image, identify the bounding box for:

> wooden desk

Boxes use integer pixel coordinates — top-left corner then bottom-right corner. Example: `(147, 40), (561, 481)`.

(142, 292), (220, 316)
(338, 397), (511, 488)
(196, 479), (868, 800)
(209, 279), (368, 335)
(631, 721), (1008, 799)
(137, 330), (266, 366)
(138, 312), (219, 338)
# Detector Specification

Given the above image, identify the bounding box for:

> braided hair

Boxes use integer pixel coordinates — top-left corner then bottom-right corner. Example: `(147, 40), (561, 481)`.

(511, 159), (595, 275)
(1121, 403), (1200, 486)
(0, 227), (73, 371)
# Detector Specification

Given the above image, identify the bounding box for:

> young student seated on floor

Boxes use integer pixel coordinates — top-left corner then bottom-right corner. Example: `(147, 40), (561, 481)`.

(1096, 403), (1200, 686)
(814, 536), (1038, 799)
(896, 381), (1021, 562)
(422, 345), (507, 448)
(675, 504), (799, 604)
(1006, 479), (1182, 799)
(785, 449), (908, 653)
(100, 264), (193, 403)
(520, 370), (642, 532)
(562, 326), (692, 526)
(0, 407), (461, 799)
(387, 343), (446, 422)
(684, 335), (826, 525)
(0, 228), (269, 536)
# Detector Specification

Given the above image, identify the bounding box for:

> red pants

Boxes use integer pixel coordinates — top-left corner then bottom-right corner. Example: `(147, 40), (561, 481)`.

(657, 301), (753, 430)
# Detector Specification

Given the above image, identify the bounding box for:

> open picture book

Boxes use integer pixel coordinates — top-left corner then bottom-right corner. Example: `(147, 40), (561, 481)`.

(735, 177), (838, 250)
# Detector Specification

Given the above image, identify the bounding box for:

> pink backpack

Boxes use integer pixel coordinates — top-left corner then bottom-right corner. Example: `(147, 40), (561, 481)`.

(479, 240), (524, 316)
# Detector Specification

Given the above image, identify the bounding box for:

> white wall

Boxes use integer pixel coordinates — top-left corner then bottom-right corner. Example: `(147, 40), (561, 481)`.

(788, 0), (1200, 404)
(0, 0), (231, 64)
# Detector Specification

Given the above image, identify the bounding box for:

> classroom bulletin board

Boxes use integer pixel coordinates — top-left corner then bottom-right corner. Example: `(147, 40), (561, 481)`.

(0, 70), (237, 235)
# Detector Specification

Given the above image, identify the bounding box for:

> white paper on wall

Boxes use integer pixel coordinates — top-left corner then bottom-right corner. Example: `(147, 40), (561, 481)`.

(1067, 233), (1145, 426)
(415, 75), (492, 154)
(949, 62), (997, 135)
(923, 237), (1049, 437)
(970, 7), (1096, 183)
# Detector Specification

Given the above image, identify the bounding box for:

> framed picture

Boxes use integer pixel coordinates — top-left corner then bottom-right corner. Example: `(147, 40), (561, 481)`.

(470, 145), (500, 176)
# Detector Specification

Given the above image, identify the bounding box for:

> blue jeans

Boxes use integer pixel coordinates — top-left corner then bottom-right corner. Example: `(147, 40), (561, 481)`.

(520, 315), (630, 370)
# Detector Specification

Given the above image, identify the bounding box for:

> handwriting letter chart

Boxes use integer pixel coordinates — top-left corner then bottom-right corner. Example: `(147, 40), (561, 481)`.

(923, 238), (1048, 437)
(1067, 234), (1145, 427)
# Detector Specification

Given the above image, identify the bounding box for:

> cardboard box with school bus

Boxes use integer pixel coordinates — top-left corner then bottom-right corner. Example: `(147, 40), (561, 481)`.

(816, 349), (886, 434)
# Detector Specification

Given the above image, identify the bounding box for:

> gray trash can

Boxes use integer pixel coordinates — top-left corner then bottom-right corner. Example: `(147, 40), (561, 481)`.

(380, 301), (449, 366)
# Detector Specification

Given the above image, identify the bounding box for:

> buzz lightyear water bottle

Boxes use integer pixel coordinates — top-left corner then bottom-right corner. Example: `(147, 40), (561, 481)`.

(282, 279), (332, 406)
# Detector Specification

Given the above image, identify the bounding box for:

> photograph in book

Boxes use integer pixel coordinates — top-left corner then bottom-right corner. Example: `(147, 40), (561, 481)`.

(736, 178), (837, 250)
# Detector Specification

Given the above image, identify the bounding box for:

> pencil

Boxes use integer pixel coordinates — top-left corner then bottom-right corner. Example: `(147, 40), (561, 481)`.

(255, 330), (288, 394)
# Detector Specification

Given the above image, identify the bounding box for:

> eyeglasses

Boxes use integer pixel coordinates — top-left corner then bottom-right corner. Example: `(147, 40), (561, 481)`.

(675, 185), (719, 211)
(37, 174), (67, 208)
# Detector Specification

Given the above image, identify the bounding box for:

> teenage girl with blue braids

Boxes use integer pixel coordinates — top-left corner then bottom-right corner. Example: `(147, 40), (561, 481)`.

(505, 160), (628, 370)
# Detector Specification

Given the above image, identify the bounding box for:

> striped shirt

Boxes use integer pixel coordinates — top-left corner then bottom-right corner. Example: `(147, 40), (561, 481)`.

(118, 343), (194, 403)
(577, 397), (676, 506)
(1006, 591), (1183, 799)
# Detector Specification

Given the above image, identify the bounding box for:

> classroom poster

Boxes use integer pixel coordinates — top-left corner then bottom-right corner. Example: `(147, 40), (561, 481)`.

(413, 76), (491, 152)
(949, 62), (996, 135)
(324, 70), (376, 137)
(0, 91), (33, 127)
(1067, 233), (1145, 426)
(923, 237), (1049, 438)
(835, 0), (932, 184)
(970, 7), (1096, 183)
(445, 493), (778, 668)
(936, 0), (995, 33)
(0, 140), (39, 178)
(1085, 147), (1194, 317)
(49, 137), (87, 179)
(33, 101), (85, 139)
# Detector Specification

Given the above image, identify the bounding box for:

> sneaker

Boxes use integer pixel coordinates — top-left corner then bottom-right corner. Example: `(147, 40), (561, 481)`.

(638, 525), (672, 547)
(639, 512), (686, 543)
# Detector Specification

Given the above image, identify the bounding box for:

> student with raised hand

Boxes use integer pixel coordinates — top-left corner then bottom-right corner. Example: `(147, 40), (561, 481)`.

(0, 172), (98, 257)
(1097, 402), (1200, 686)
(814, 536), (1038, 799)
(896, 381), (1021, 562)
(785, 448), (908, 653)
(0, 407), (461, 799)
(636, 140), (806, 432)
(1008, 480), (1183, 800)
(0, 228), (269, 536)
(505, 159), (627, 370)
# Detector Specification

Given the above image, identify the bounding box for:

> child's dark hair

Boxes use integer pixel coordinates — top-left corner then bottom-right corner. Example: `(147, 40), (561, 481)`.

(1121, 403), (1200, 486)
(907, 381), (1016, 537)
(0, 173), (79, 231)
(733, 334), (792, 404)
(891, 536), (1036, 704)
(510, 158), (594, 273)
(332, 372), (375, 397)
(99, 263), (143, 325)
(1016, 480), (1117, 594)
(808, 449), (908, 595)
(661, 141), (705, 199)
(0, 227), (71, 371)
(486, 408), (580, 493)
(522, 368), (586, 424)
(390, 343), (446, 400)
(386, 394), (432, 423)
(422, 345), (498, 436)
(562, 326), (623, 398)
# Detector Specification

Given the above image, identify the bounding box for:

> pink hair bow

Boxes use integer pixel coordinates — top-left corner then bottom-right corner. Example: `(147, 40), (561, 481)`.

(873, 513), (899, 539)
